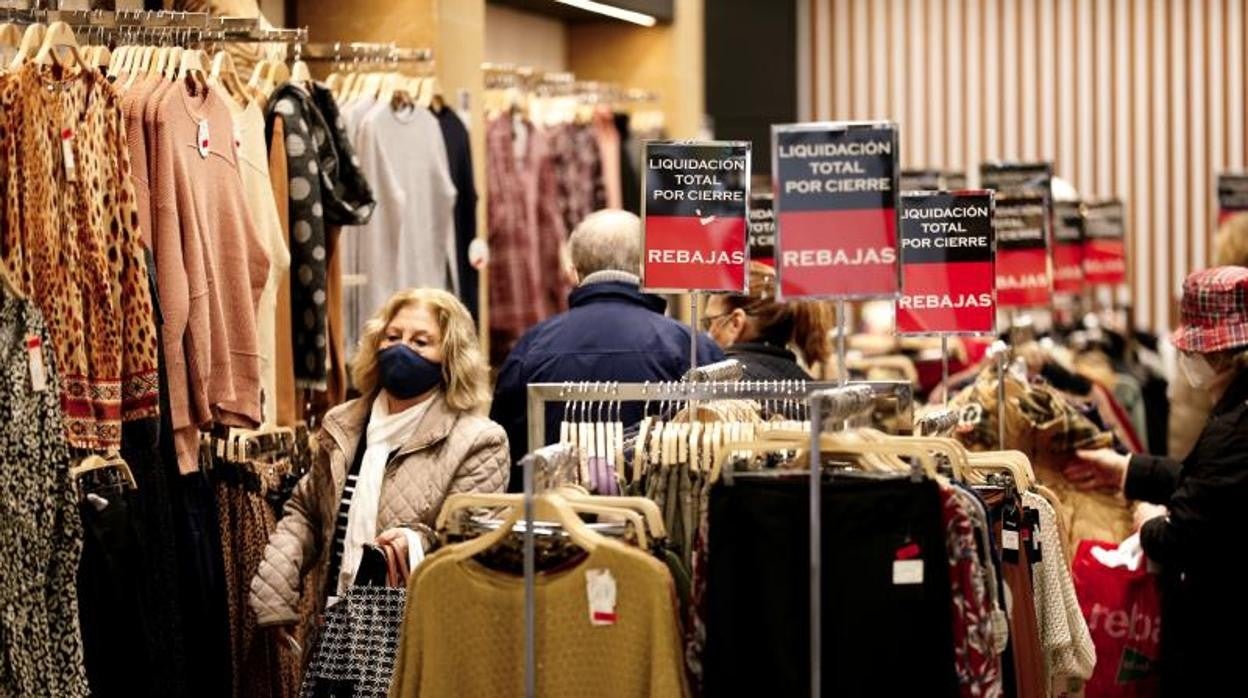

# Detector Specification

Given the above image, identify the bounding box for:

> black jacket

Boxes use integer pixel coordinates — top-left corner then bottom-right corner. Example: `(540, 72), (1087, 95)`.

(1125, 368), (1248, 692)
(490, 279), (724, 480)
(725, 343), (813, 382)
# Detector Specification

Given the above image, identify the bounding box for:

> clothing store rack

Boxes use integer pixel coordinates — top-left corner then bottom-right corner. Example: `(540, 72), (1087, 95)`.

(298, 42), (433, 63)
(0, 9), (308, 43)
(915, 406), (960, 436)
(806, 385), (902, 698)
(520, 378), (913, 698)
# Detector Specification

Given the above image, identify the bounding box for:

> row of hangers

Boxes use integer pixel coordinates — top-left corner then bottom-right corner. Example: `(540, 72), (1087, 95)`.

(322, 46), (442, 112)
(2, 20), (91, 72)
(438, 484), (666, 552)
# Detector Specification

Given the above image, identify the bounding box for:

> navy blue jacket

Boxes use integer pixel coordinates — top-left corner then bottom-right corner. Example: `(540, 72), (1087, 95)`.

(490, 280), (725, 482)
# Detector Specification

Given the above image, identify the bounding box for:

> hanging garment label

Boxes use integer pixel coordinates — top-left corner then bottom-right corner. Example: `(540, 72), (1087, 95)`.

(60, 127), (77, 182)
(468, 238), (490, 270)
(893, 559), (924, 585)
(25, 335), (46, 392)
(197, 120), (211, 158)
(586, 569), (617, 626)
(1025, 508), (1043, 562)
(1002, 529), (1021, 552)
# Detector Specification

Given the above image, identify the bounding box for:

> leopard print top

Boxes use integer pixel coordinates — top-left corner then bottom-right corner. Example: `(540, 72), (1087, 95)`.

(0, 294), (89, 697)
(0, 64), (161, 450)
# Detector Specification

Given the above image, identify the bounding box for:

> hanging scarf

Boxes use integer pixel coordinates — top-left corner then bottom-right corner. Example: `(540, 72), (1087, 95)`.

(337, 393), (432, 596)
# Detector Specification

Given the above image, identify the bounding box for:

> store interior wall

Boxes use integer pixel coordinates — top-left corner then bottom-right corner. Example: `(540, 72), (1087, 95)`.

(800, 0), (1243, 335)
(704, 0), (798, 177)
(485, 4), (567, 71)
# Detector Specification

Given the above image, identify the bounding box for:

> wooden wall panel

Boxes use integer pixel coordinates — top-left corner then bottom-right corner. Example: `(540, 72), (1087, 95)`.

(801, 0), (1244, 334)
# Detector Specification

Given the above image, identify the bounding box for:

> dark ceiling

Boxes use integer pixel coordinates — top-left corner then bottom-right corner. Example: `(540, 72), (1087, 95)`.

(487, 0), (674, 24)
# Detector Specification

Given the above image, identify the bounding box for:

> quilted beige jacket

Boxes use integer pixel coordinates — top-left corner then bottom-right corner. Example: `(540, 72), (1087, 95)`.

(249, 391), (509, 626)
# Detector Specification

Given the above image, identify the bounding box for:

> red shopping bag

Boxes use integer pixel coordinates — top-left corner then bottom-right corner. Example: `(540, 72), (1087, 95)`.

(1071, 537), (1161, 698)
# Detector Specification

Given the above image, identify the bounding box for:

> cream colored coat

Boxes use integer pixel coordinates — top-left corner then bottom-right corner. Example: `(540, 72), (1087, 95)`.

(249, 392), (509, 626)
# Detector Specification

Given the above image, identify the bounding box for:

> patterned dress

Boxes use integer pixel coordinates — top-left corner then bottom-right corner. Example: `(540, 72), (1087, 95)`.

(0, 295), (89, 696)
(0, 65), (161, 450)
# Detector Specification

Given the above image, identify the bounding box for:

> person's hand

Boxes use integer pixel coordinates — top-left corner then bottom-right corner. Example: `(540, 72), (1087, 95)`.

(1133, 503), (1167, 532)
(265, 625), (301, 655)
(1064, 449), (1131, 493)
(375, 527), (411, 561)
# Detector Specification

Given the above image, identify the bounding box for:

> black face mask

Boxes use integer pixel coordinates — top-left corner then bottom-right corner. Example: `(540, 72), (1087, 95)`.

(378, 345), (443, 399)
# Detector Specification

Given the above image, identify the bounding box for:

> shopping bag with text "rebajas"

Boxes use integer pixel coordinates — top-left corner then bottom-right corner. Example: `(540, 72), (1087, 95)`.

(1071, 535), (1161, 698)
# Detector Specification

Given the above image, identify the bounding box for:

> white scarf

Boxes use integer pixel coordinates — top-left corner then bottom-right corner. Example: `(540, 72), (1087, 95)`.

(336, 392), (433, 596)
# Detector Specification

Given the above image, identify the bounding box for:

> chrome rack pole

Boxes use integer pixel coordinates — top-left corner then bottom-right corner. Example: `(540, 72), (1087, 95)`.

(523, 387), (544, 698)
(940, 334), (950, 407)
(808, 390), (824, 698)
(836, 299), (848, 387)
(806, 385), (876, 698)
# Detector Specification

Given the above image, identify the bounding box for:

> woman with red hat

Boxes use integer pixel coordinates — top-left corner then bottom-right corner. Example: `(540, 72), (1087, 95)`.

(1065, 265), (1248, 694)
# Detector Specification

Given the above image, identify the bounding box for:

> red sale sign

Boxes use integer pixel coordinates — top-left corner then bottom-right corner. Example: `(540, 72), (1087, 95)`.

(993, 194), (1052, 307)
(642, 141), (751, 292)
(772, 121), (899, 299)
(1052, 201), (1085, 295)
(1083, 200), (1127, 285)
(895, 191), (996, 335)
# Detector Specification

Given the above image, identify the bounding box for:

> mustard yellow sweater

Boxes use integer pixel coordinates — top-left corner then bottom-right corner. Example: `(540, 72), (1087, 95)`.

(390, 539), (689, 697)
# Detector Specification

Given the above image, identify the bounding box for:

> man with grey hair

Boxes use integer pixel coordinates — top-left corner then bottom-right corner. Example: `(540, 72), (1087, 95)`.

(491, 209), (724, 483)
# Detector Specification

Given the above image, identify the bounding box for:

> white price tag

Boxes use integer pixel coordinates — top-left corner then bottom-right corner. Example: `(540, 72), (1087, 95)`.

(26, 336), (46, 392)
(893, 559), (924, 585)
(586, 568), (617, 626)
(60, 127), (77, 182)
(197, 120), (211, 158)
(1003, 529), (1020, 551)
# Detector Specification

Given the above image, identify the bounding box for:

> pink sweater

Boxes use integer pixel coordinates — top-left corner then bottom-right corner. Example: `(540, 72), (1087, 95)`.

(149, 82), (269, 472)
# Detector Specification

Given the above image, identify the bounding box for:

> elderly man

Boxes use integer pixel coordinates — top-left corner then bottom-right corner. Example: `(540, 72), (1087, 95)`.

(491, 209), (725, 485)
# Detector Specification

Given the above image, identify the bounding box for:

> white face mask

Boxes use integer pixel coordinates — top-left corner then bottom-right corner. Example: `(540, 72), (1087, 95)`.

(1179, 352), (1219, 389)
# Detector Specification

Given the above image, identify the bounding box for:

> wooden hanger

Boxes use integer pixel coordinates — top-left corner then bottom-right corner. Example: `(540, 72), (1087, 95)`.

(210, 50), (250, 106)
(560, 489), (667, 540)
(290, 55), (312, 84)
(440, 492), (607, 560)
(70, 453), (138, 490)
(0, 22), (21, 68)
(439, 486), (648, 546)
(34, 21), (90, 71)
(175, 46), (204, 81)
(10, 22), (45, 69)
(966, 450), (1036, 490)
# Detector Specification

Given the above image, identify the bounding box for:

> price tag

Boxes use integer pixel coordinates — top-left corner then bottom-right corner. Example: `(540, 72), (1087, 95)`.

(586, 569), (617, 626)
(468, 238), (489, 270)
(893, 559), (924, 585)
(197, 120), (211, 158)
(1002, 529), (1020, 551)
(26, 335), (46, 392)
(60, 127), (77, 182)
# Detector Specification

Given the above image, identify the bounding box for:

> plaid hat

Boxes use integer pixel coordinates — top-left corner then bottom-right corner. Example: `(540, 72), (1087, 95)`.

(1172, 266), (1248, 353)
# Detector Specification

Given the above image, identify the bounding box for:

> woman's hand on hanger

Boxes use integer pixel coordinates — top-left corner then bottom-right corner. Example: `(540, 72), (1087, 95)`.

(1132, 502), (1167, 532)
(1064, 448), (1131, 493)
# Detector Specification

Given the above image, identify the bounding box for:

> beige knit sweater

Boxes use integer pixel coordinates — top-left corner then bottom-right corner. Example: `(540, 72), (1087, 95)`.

(148, 82), (269, 472)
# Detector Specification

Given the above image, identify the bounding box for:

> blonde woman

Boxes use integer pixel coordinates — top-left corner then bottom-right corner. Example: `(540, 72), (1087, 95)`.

(249, 289), (509, 632)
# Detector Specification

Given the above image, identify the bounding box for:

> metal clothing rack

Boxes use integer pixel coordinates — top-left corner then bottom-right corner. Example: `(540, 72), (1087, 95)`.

(298, 41), (433, 63)
(0, 8), (308, 44)
(520, 378), (913, 698)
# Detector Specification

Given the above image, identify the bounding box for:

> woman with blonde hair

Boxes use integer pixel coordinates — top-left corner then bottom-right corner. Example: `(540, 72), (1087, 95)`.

(703, 261), (834, 380)
(249, 288), (509, 632)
